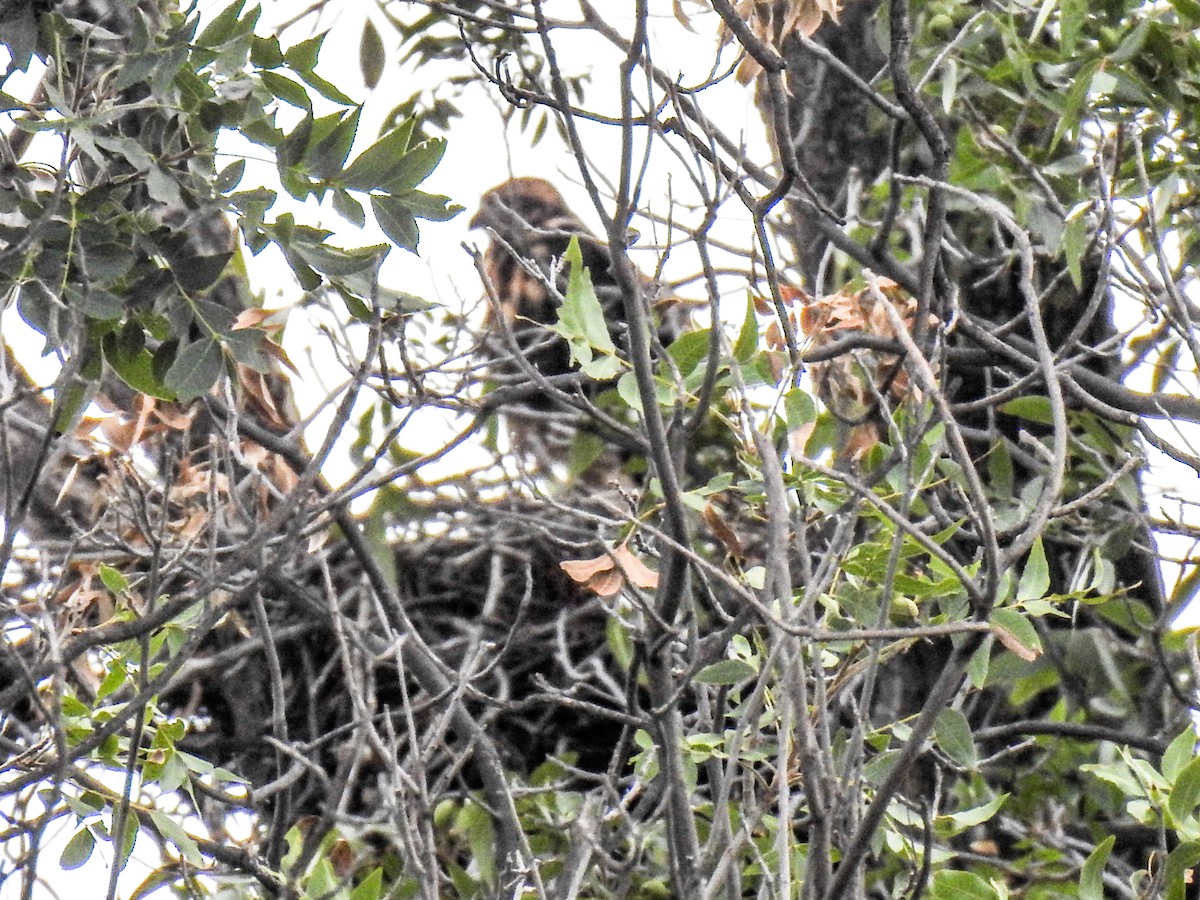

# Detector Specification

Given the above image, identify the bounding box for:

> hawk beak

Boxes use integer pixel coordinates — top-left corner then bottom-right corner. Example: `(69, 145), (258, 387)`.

(468, 204), (490, 230)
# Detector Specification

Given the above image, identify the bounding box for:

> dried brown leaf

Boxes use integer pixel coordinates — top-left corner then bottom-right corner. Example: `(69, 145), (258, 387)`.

(703, 502), (745, 558)
(673, 0), (698, 32)
(844, 421), (882, 461)
(588, 568), (625, 597)
(611, 543), (660, 590)
(787, 0), (826, 37)
(233, 307), (274, 330)
(765, 319), (786, 350)
(561, 553), (615, 584)
(729, 0), (852, 82)
(260, 338), (301, 376)
(151, 402), (196, 430)
(752, 293), (776, 316)
(99, 414), (135, 453)
(788, 418), (817, 458)
(562, 544), (658, 596)
(176, 510), (209, 541)
(329, 840), (355, 879)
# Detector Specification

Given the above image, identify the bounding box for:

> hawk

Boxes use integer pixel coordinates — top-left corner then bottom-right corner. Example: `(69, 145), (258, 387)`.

(471, 177), (677, 472)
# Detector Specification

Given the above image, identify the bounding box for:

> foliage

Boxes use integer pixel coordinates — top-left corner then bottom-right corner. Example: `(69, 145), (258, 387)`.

(2, 0), (1200, 898)
(0, 0), (456, 409)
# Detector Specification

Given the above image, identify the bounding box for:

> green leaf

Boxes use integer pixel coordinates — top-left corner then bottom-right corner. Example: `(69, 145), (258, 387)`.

(990, 607), (1043, 659)
(359, 19), (386, 90)
(86, 245), (136, 281)
(349, 868), (384, 900)
(1153, 172), (1181, 228)
(1169, 754), (1200, 825)
(934, 707), (977, 768)
(65, 792), (105, 815)
(332, 188), (366, 227)
(164, 339), (223, 401)
(394, 190), (462, 222)
(117, 812), (139, 871)
(667, 327), (712, 378)
(581, 354), (622, 381)
(1060, 0), (1085, 55)
(250, 34), (285, 68)
(99, 564), (129, 594)
(1029, 0), (1059, 40)
(260, 71), (311, 111)
(552, 236), (617, 362)
(1163, 727), (1198, 783)
(1062, 214), (1088, 290)
(1016, 538), (1050, 602)
(381, 138), (447, 194)
(1000, 396), (1052, 425)
(52, 375), (97, 436)
(695, 658), (758, 685)
(342, 121), (417, 190)
(734, 293), (758, 363)
(966, 635), (992, 689)
(224, 330), (270, 373)
(457, 802), (496, 886)
(617, 370), (643, 413)
(0, 4), (37, 73)
(1079, 835), (1115, 900)
(936, 794), (1008, 837)
(1110, 18), (1152, 64)
(174, 253), (232, 293)
(940, 57), (958, 114)
(1049, 59), (1098, 153)
(17, 278), (63, 344)
(284, 32), (326, 73)
(1172, 0), (1200, 24)
(156, 751), (189, 796)
(1019, 598), (1069, 618)
(177, 751), (216, 776)
(1166, 841), (1200, 900)
(60, 828), (96, 870)
(278, 116), (314, 175)
(215, 159), (246, 193)
(148, 811), (205, 866)
(784, 389), (816, 429)
(96, 659), (128, 700)
(306, 859), (337, 898)
(298, 67), (355, 105)
(1081, 756), (1145, 797)
(931, 870), (998, 899)
(291, 241), (383, 278)
(987, 441), (1014, 497)
(372, 194), (419, 252)
(60, 696), (90, 718)
(607, 617), (635, 672)
(127, 867), (179, 900)
(309, 108), (362, 180)
(196, 0), (246, 50)
(566, 431), (606, 480)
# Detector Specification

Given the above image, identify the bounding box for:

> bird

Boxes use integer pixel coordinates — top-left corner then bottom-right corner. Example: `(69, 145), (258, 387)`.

(471, 177), (621, 395)
(470, 177), (676, 475)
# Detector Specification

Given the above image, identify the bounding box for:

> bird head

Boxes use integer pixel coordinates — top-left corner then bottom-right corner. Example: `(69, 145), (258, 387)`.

(469, 177), (574, 234)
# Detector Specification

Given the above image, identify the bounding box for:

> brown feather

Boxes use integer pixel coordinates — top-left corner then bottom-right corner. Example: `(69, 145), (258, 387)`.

(471, 177), (681, 473)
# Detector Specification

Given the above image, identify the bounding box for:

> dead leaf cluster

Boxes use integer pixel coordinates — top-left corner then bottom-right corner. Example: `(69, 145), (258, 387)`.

(694, 0), (849, 83)
(758, 278), (935, 460)
(560, 542), (660, 597)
